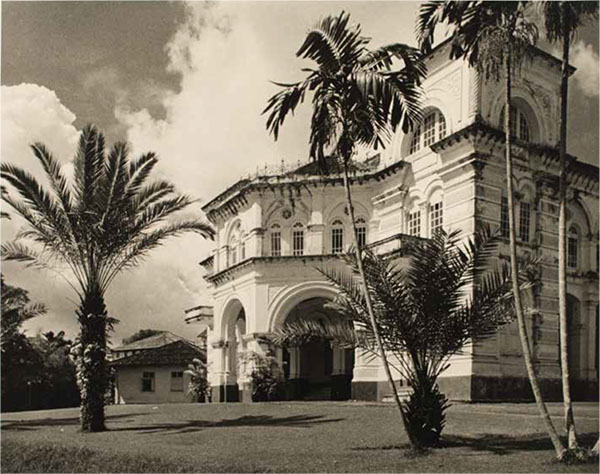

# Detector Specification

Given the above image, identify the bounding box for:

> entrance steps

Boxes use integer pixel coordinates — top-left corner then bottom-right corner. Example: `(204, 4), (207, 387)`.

(382, 386), (413, 403)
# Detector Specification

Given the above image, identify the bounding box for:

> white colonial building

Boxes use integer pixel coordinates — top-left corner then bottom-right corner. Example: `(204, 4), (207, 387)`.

(195, 41), (599, 403)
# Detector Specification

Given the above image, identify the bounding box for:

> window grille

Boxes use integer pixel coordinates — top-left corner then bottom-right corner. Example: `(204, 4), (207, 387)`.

(331, 220), (344, 253)
(292, 223), (304, 256)
(408, 211), (421, 237)
(438, 114), (446, 140)
(519, 201), (531, 242)
(356, 218), (367, 248)
(270, 225), (281, 256)
(430, 202), (443, 235)
(423, 113), (436, 146)
(409, 126), (421, 154)
(141, 372), (155, 392)
(568, 227), (578, 268)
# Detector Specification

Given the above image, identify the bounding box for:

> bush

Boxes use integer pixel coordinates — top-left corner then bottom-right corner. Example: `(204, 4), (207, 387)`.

(243, 351), (285, 402)
(185, 358), (210, 403)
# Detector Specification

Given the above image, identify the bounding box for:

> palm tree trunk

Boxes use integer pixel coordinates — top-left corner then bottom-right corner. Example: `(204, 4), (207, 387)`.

(557, 7), (578, 451)
(340, 161), (406, 423)
(76, 285), (108, 432)
(504, 52), (566, 459)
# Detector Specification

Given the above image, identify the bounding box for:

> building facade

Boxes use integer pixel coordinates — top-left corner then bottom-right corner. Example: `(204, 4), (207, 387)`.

(198, 42), (599, 403)
(111, 334), (205, 404)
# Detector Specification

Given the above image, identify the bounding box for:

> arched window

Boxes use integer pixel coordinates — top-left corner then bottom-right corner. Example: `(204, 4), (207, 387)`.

(229, 239), (238, 266)
(567, 226), (578, 269)
(356, 218), (367, 248)
(292, 222), (304, 256)
(239, 235), (246, 261)
(270, 224), (282, 257)
(408, 109), (446, 154)
(331, 220), (344, 254)
(429, 201), (443, 235)
(519, 199), (531, 242)
(407, 208), (421, 237)
(501, 105), (530, 141)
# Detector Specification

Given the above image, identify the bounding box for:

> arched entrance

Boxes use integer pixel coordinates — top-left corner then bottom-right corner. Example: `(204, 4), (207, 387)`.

(281, 297), (354, 401)
(218, 298), (247, 402)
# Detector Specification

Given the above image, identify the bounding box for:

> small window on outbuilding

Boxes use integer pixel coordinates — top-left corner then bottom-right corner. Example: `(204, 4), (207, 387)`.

(141, 372), (155, 392)
(171, 371), (184, 392)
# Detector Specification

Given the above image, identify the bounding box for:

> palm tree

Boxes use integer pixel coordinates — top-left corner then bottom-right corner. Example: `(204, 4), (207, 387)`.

(417, 1), (566, 459)
(264, 11), (425, 419)
(274, 227), (531, 448)
(539, 0), (599, 453)
(1, 125), (214, 431)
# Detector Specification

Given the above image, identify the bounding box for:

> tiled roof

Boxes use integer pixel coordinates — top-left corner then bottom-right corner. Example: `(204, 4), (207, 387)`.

(111, 331), (183, 352)
(110, 340), (205, 367)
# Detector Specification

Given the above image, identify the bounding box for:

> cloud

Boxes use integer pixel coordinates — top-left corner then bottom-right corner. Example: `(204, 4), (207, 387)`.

(113, 2), (289, 324)
(1, 83), (205, 342)
(570, 41), (599, 97)
(1, 83), (81, 337)
(115, 2), (283, 200)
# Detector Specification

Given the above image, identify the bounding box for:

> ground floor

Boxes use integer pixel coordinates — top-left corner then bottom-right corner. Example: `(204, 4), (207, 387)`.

(201, 258), (599, 404)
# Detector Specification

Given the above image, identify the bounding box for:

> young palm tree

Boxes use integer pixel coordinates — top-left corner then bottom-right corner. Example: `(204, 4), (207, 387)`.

(1, 125), (214, 431)
(417, 1), (566, 459)
(264, 11), (425, 419)
(540, 0), (599, 453)
(274, 227), (531, 448)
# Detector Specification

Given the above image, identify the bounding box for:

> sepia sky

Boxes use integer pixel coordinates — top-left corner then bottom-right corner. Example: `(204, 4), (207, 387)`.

(1, 1), (599, 344)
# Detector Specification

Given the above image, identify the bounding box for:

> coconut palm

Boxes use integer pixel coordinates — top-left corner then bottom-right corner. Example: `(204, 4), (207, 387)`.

(264, 11), (425, 419)
(539, 0), (598, 453)
(1, 125), (214, 431)
(274, 226), (532, 448)
(416, 1), (566, 459)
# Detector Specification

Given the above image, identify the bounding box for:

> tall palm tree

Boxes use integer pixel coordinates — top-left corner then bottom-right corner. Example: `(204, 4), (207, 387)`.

(263, 11), (425, 417)
(1, 125), (214, 431)
(417, 1), (566, 459)
(540, 0), (599, 453)
(274, 227), (533, 448)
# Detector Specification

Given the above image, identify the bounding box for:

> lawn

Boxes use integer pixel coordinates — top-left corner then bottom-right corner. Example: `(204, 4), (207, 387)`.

(1, 401), (598, 473)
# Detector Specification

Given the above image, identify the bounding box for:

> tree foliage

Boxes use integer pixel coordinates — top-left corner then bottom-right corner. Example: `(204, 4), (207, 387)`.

(264, 11), (426, 171)
(121, 329), (164, 345)
(1, 275), (46, 350)
(1, 125), (214, 431)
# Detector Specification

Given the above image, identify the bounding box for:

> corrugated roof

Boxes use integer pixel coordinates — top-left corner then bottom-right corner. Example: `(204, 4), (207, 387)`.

(110, 340), (205, 367)
(112, 331), (184, 352)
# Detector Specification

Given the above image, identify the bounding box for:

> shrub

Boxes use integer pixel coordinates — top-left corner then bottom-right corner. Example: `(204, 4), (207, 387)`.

(242, 351), (285, 402)
(185, 358), (210, 403)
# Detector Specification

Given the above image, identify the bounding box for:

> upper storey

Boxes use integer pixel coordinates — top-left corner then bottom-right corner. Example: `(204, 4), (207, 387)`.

(383, 40), (573, 168)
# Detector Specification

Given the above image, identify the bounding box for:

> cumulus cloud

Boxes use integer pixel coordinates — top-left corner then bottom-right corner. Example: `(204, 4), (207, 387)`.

(1, 83), (81, 336)
(115, 2), (285, 200)
(570, 41), (599, 98)
(113, 2), (294, 327)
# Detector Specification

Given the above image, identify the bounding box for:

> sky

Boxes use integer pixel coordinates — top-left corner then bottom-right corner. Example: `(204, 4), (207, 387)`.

(1, 1), (599, 344)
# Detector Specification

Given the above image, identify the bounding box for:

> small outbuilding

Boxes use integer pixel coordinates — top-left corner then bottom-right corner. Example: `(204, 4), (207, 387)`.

(111, 333), (205, 404)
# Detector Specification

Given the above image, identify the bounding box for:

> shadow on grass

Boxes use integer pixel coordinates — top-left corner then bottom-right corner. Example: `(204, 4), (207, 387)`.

(352, 432), (600, 457)
(1, 413), (144, 432)
(110, 414), (345, 435)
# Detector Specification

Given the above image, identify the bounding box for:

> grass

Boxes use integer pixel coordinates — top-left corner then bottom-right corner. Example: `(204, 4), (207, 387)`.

(1, 401), (598, 473)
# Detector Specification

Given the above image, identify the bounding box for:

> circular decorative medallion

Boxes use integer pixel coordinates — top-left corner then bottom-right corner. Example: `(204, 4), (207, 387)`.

(282, 209), (292, 220)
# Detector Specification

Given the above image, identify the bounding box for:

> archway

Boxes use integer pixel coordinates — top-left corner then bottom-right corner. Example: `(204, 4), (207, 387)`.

(219, 298), (247, 402)
(280, 297), (354, 401)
